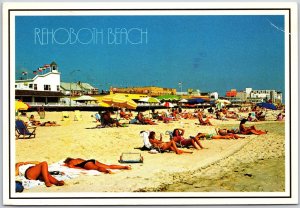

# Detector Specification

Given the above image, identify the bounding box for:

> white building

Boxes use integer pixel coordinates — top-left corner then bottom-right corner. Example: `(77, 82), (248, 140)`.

(15, 62), (60, 92)
(250, 89), (282, 103)
(15, 62), (65, 105)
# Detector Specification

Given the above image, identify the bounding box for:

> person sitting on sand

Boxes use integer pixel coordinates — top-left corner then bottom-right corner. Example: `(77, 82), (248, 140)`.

(136, 112), (157, 125)
(276, 113), (285, 121)
(197, 112), (213, 126)
(172, 128), (206, 150)
(247, 113), (259, 122)
(102, 111), (122, 127)
(120, 109), (132, 120)
(215, 128), (245, 139)
(63, 157), (131, 174)
(15, 161), (64, 187)
(239, 119), (267, 135)
(148, 131), (192, 154)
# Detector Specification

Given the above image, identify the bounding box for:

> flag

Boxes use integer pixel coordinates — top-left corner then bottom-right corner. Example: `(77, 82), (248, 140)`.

(44, 64), (50, 68)
(33, 71), (37, 75)
(22, 72), (27, 75)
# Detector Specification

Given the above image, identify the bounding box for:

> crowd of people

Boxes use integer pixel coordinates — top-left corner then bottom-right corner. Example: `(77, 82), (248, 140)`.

(15, 103), (284, 190)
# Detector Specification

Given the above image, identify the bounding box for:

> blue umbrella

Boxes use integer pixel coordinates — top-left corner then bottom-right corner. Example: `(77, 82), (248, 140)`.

(187, 98), (206, 104)
(256, 102), (277, 110)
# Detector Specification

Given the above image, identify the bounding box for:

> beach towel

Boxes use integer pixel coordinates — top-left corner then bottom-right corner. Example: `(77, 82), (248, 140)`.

(15, 160), (115, 190)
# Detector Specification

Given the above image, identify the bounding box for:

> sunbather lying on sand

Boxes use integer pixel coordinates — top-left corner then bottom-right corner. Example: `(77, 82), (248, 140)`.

(239, 119), (268, 135)
(148, 131), (192, 154)
(15, 161), (64, 187)
(63, 157), (131, 174)
(136, 112), (157, 125)
(215, 128), (245, 139)
(29, 114), (60, 126)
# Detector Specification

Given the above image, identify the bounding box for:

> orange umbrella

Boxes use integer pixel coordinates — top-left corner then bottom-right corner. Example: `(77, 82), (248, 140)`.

(101, 94), (137, 110)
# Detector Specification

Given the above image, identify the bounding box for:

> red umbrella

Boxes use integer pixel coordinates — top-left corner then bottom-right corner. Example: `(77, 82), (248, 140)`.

(162, 102), (174, 108)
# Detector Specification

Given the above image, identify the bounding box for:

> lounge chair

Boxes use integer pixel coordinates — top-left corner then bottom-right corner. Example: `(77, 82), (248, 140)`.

(139, 131), (164, 153)
(15, 120), (36, 139)
(74, 110), (83, 121)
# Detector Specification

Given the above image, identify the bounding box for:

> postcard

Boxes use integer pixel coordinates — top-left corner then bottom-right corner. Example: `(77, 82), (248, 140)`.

(2, 2), (298, 206)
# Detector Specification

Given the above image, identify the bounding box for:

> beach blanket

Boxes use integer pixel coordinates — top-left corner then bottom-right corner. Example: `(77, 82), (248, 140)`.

(15, 160), (107, 190)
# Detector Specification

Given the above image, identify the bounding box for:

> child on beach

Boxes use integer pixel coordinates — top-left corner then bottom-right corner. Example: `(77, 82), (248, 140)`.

(63, 157), (131, 174)
(15, 161), (64, 187)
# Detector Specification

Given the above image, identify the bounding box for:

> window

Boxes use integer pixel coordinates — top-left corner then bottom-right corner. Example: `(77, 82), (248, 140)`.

(44, 85), (51, 91)
(57, 85), (60, 91)
(29, 84), (33, 89)
(34, 84), (37, 90)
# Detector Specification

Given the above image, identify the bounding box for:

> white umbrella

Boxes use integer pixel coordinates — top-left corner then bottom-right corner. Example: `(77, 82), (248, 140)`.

(138, 97), (160, 103)
(215, 99), (231, 105)
(179, 99), (188, 103)
(74, 95), (97, 101)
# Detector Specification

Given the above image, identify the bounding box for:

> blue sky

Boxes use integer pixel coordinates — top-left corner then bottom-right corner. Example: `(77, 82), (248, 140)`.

(15, 15), (285, 96)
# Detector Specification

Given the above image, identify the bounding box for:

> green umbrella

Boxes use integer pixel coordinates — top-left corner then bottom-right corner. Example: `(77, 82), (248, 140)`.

(156, 95), (181, 101)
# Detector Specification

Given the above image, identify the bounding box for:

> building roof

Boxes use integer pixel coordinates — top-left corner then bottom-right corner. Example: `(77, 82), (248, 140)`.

(60, 82), (82, 91)
(15, 90), (65, 97)
(80, 83), (97, 90)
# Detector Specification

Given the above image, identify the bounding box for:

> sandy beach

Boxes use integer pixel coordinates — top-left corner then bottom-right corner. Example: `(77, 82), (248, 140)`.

(15, 109), (285, 193)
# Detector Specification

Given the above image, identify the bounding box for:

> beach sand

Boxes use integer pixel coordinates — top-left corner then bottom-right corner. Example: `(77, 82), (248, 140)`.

(15, 110), (285, 193)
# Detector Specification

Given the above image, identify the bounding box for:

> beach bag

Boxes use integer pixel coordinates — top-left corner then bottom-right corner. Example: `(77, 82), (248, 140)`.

(16, 181), (24, 192)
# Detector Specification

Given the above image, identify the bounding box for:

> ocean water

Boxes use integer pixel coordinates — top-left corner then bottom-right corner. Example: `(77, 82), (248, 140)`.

(161, 156), (285, 192)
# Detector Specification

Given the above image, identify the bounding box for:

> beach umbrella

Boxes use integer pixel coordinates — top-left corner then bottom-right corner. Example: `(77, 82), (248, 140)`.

(15, 100), (30, 111)
(98, 101), (110, 107)
(187, 98), (206, 104)
(256, 102), (277, 110)
(138, 97), (160, 103)
(162, 102), (174, 108)
(74, 95), (97, 101)
(179, 99), (188, 103)
(102, 94), (137, 110)
(215, 99), (231, 105)
(157, 95), (181, 101)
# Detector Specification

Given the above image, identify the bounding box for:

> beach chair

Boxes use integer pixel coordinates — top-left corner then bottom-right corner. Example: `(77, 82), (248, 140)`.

(15, 119), (36, 139)
(74, 110), (83, 121)
(61, 112), (70, 121)
(139, 131), (166, 153)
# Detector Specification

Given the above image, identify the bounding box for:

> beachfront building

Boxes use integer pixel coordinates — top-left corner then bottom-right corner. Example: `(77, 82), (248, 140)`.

(60, 82), (98, 96)
(227, 88), (283, 104)
(250, 89), (283, 104)
(15, 62), (65, 105)
(110, 86), (177, 97)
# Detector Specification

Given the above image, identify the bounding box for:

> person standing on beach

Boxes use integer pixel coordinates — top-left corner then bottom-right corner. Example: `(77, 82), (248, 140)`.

(63, 157), (131, 174)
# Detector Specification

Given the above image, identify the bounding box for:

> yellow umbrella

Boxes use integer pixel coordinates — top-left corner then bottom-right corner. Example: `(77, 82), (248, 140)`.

(98, 101), (110, 107)
(15, 100), (29, 111)
(102, 94), (137, 110)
